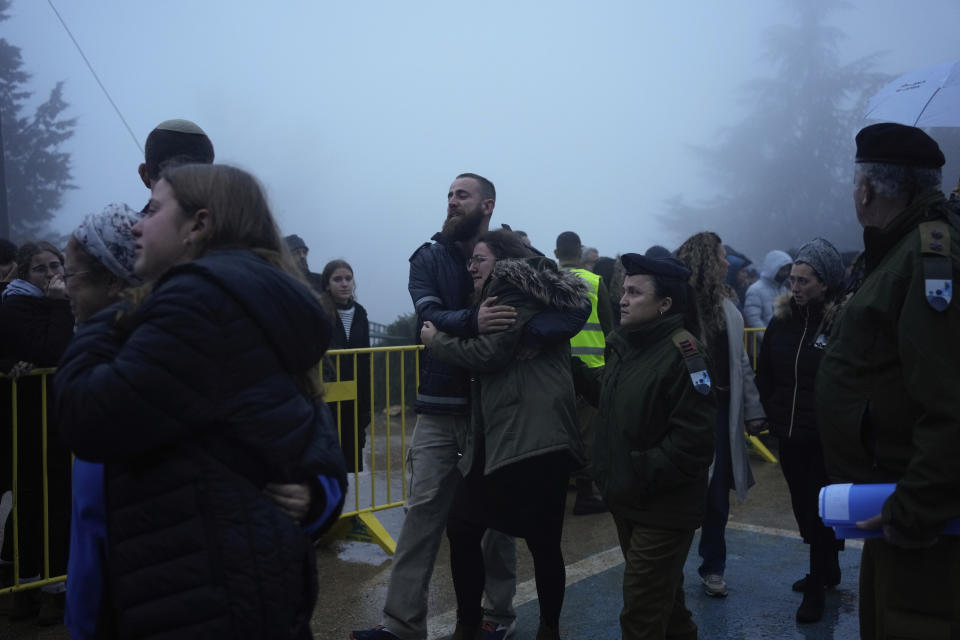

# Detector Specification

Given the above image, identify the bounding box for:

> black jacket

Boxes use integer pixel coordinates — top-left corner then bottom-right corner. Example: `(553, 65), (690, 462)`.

(409, 232), (589, 415)
(756, 294), (826, 443)
(55, 249), (347, 640)
(0, 293), (74, 369)
(325, 300), (371, 426)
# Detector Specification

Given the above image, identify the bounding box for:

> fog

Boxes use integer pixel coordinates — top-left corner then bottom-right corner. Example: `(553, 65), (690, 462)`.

(7, 0), (960, 324)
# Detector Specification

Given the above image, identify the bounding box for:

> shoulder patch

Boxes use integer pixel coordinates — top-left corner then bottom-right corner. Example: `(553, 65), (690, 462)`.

(409, 241), (434, 262)
(918, 221), (953, 312)
(671, 330), (712, 395)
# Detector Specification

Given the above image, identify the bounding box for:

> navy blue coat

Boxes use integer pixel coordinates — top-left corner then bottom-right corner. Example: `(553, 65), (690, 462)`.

(56, 250), (347, 640)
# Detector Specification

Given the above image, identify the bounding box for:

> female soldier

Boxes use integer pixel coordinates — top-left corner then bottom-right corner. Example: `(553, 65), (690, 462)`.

(421, 229), (587, 640)
(318, 259), (371, 473)
(675, 232), (766, 598)
(756, 238), (845, 623)
(575, 253), (715, 640)
(55, 164), (347, 640)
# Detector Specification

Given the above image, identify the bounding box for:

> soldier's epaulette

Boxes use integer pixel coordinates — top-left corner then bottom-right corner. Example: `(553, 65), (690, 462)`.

(671, 330), (712, 395)
(409, 241), (434, 262)
(918, 220), (953, 311)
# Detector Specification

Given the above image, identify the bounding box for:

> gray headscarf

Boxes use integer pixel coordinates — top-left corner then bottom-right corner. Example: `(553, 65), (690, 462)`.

(72, 203), (142, 285)
(794, 237), (844, 291)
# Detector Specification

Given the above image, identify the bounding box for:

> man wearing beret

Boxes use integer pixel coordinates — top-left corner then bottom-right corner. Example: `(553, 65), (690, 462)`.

(816, 123), (960, 638)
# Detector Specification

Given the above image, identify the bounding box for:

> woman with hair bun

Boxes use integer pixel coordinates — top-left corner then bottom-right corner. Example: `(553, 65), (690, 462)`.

(55, 164), (347, 640)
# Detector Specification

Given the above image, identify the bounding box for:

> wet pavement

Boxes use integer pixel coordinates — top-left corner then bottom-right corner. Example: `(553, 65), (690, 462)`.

(317, 430), (863, 640)
(1, 428), (864, 639)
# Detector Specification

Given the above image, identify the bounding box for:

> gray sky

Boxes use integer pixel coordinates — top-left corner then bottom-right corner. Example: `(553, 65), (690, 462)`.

(8, 0), (960, 323)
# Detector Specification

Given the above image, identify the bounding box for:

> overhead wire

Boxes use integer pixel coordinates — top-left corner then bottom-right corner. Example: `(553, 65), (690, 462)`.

(46, 0), (142, 154)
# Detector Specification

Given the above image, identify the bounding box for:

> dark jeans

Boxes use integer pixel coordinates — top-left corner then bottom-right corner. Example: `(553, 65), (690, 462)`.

(698, 398), (731, 577)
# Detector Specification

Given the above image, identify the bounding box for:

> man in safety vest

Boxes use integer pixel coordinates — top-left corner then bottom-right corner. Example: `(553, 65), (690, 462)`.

(555, 231), (614, 515)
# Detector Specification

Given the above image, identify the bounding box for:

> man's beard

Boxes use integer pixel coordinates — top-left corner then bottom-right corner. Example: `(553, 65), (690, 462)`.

(441, 206), (484, 242)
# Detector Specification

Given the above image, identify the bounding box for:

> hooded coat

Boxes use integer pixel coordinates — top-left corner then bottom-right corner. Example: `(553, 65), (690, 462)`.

(55, 249), (348, 640)
(743, 250), (792, 328)
(429, 258), (589, 477)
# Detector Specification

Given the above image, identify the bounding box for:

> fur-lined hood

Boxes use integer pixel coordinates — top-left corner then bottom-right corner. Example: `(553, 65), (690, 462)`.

(489, 258), (590, 312)
(772, 292), (793, 320)
(772, 291), (833, 322)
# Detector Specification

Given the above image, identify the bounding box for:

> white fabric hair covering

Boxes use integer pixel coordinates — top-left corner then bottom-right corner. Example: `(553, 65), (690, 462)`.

(72, 203), (143, 285)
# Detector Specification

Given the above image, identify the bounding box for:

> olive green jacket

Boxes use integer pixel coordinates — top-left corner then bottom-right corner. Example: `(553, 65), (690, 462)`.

(817, 190), (960, 542)
(430, 259), (589, 476)
(575, 314), (717, 530)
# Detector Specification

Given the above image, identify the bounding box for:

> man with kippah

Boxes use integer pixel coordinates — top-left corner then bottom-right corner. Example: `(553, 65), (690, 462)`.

(816, 123), (960, 638)
(137, 119), (215, 193)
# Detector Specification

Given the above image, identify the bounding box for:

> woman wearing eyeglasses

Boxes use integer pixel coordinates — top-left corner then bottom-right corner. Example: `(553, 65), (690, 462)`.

(0, 241), (75, 621)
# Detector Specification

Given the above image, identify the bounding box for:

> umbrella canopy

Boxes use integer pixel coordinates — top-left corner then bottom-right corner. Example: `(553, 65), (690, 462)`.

(865, 60), (960, 128)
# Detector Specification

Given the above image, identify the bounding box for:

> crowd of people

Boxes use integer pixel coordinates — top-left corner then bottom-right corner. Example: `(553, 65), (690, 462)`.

(0, 119), (957, 640)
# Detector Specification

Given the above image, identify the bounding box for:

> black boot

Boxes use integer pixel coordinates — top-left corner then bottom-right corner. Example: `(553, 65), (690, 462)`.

(536, 617), (562, 640)
(796, 543), (825, 623)
(572, 478), (607, 515)
(451, 621), (482, 640)
(796, 584), (825, 623)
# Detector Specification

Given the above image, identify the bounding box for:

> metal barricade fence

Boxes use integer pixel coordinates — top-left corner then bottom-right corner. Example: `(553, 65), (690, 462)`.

(320, 345), (423, 554)
(0, 345), (424, 595)
(1, 334), (776, 588)
(742, 327), (777, 463)
(1, 368), (67, 596)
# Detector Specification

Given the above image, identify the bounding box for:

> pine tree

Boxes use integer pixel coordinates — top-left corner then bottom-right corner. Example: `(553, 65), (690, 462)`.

(663, 0), (890, 256)
(0, 0), (75, 241)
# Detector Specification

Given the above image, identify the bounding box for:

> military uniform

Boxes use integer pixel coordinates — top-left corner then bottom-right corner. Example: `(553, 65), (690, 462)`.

(573, 253), (716, 640)
(817, 186), (960, 638)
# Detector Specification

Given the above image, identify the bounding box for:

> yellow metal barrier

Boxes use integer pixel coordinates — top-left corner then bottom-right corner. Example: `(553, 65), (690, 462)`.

(321, 345), (423, 554)
(742, 328), (777, 464)
(1, 368), (67, 596)
(1, 335), (778, 581)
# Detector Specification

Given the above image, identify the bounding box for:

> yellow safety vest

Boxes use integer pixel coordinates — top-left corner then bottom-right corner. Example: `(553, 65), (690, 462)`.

(568, 268), (605, 367)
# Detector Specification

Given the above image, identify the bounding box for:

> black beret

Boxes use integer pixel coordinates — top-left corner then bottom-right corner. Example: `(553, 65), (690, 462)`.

(855, 123), (945, 168)
(621, 253), (691, 281)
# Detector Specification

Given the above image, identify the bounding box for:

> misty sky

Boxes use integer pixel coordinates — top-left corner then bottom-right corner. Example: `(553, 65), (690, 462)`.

(7, 0), (960, 323)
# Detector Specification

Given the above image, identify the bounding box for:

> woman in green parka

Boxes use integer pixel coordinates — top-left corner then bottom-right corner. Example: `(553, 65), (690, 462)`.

(421, 229), (588, 640)
(574, 253), (716, 640)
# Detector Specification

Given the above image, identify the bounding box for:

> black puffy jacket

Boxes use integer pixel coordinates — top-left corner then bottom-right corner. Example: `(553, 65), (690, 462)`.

(56, 249), (347, 640)
(408, 233), (477, 414)
(756, 293), (827, 443)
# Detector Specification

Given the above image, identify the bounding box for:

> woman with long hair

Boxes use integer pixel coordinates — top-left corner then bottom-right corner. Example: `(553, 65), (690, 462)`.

(756, 238), (845, 623)
(318, 259), (371, 473)
(675, 232), (766, 599)
(421, 229), (587, 640)
(55, 164), (347, 640)
(574, 253), (716, 640)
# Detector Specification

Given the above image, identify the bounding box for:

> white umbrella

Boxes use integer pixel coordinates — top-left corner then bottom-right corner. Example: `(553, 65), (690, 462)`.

(865, 59), (960, 128)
